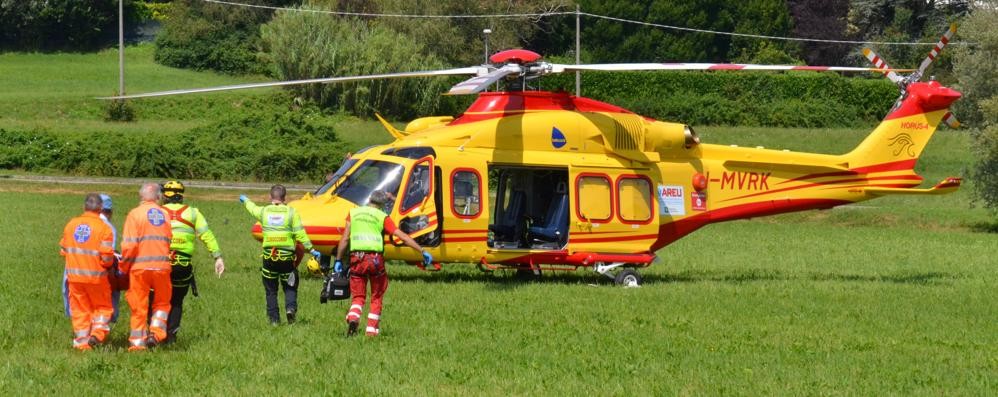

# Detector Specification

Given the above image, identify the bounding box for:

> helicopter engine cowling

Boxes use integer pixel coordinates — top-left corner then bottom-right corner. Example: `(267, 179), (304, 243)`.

(644, 121), (700, 158)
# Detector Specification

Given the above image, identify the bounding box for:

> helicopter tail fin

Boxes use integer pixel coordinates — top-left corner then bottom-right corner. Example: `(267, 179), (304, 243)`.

(843, 81), (960, 171)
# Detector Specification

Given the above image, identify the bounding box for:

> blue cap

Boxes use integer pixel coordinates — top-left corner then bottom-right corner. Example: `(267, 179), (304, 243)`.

(99, 193), (113, 211)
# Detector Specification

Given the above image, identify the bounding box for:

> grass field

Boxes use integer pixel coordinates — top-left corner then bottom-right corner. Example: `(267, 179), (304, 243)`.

(1, 122), (996, 395)
(2, 43), (996, 395)
(0, 43), (390, 151)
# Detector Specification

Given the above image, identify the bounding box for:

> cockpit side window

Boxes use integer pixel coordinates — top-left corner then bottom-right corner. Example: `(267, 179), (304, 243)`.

(400, 163), (430, 213)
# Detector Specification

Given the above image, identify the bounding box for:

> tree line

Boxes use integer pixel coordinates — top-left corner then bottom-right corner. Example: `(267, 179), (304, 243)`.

(2, 0), (994, 214)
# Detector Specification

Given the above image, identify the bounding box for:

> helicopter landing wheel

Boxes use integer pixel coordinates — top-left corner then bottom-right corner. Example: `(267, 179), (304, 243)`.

(614, 269), (642, 287)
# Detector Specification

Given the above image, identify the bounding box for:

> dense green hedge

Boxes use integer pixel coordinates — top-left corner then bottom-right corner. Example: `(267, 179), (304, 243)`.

(541, 72), (898, 127)
(0, 111), (347, 183)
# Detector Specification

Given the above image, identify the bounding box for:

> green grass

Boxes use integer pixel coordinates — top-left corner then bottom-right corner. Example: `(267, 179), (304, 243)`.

(1, 47), (995, 395)
(1, 134), (996, 395)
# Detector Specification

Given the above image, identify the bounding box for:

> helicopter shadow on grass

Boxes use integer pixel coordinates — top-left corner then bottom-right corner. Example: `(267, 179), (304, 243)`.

(968, 220), (998, 234)
(643, 269), (959, 286)
(389, 267), (959, 289)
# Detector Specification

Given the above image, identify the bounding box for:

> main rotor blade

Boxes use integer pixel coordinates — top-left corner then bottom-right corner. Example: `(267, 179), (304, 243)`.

(98, 67), (483, 100)
(446, 64), (522, 95)
(861, 48), (904, 83)
(553, 63), (911, 73)
(916, 23), (958, 78)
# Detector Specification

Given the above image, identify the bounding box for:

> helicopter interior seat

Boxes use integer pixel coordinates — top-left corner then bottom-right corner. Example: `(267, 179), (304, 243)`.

(489, 190), (527, 245)
(527, 181), (569, 246)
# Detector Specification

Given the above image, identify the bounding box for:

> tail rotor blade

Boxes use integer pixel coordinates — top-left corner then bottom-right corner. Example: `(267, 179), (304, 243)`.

(943, 112), (960, 129)
(916, 23), (958, 78)
(861, 48), (904, 83)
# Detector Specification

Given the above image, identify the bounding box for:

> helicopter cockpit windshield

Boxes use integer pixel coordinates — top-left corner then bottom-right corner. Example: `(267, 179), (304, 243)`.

(332, 160), (405, 209)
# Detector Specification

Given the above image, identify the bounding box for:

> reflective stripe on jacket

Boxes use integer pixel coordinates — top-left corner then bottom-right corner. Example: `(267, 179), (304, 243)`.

(243, 200), (313, 255)
(61, 212), (115, 284)
(349, 206), (387, 252)
(120, 201), (173, 272)
(163, 203), (221, 257)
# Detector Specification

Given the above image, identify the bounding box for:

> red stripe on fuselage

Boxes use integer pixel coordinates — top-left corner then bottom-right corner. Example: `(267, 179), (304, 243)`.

(777, 159), (919, 185)
(727, 174), (922, 202)
(570, 233), (659, 243)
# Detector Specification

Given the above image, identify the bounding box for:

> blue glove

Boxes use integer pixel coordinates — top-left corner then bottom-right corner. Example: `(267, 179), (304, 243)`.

(421, 250), (433, 266)
(239, 194), (248, 203)
(310, 249), (321, 260)
(334, 259), (343, 273)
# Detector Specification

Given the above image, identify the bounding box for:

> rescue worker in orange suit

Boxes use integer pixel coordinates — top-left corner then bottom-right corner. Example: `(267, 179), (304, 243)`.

(120, 183), (174, 351)
(60, 193), (116, 350)
(333, 190), (433, 337)
(62, 193), (121, 323)
(161, 180), (225, 344)
(239, 184), (319, 325)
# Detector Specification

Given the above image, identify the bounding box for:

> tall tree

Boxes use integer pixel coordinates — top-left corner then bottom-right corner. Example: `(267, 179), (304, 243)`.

(788, 0), (853, 65)
(532, 0), (798, 63)
(952, 2), (998, 214)
(154, 0), (300, 74)
(0, 0), (143, 51)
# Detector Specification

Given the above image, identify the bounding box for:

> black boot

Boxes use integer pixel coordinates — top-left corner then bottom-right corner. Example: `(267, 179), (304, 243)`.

(346, 320), (358, 337)
(286, 309), (297, 324)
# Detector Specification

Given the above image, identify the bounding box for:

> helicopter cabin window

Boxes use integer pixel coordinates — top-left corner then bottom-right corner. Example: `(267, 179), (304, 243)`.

(575, 174), (612, 222)
(488, 166), (569, 249)
(400, 160), (431, 214)
(617, 176), (653, 223)
(332, 160), (405, 211)
(451, 169), (481, 218)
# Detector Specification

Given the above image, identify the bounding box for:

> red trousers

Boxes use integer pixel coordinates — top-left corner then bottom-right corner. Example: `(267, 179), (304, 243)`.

(345, 252), (388, 336)
(126, 269), (172, 350)
(67, 281), (113, 350)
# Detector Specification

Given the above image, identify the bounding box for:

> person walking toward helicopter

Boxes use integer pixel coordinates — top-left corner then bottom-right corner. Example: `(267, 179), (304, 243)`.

(333, 190), (432, 337)
(240, 185), (320, 325)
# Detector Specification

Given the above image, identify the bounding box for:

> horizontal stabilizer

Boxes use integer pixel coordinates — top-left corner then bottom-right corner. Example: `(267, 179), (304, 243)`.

(865, 177), (961, 196)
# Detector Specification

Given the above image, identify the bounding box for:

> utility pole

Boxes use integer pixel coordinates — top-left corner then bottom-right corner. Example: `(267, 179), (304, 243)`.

(575, 4), (580, 96)
(118, 0), (125, 96)
(483, 28), (491, 64)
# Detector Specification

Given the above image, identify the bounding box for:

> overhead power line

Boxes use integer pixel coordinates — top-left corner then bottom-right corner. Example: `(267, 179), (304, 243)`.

(580, 13), (963, 46)
(202, 0), (572, 18)
(202, 0), (965, 47)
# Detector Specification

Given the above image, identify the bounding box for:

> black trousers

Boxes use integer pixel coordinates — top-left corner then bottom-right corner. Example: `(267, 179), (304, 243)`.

(262, 257), (298, 324)
(167, 255), (194, 339)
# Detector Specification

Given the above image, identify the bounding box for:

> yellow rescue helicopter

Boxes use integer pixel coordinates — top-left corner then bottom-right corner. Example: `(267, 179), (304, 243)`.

(107, 26), (962, 286)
